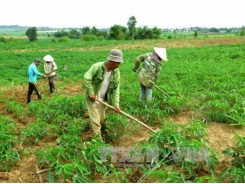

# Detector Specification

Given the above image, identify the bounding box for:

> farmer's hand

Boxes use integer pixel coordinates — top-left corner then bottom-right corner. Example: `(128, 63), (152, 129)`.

(89, 94), (96, 101)
(150, 81), (155, 87)
(114, 107), (120, 113)
(132, 68), (137, 72)
(42, 75), (47, 78)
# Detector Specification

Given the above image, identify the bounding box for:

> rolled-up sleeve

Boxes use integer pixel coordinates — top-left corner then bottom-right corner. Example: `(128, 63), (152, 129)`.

(84, 64), (98, 96)
(134, 54), (147, 69)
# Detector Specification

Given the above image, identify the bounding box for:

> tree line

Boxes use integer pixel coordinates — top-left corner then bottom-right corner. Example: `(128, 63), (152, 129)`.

(2, 15), (244, 42)
(53, 16), (162, 41)
(25, 16), (162, 42)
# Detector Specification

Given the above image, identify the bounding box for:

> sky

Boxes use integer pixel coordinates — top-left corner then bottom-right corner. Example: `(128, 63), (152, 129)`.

(1, 0), (244, 29)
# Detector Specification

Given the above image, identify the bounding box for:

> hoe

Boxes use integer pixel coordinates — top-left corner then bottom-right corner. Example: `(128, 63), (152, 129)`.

(152, 83), (169, 97)
(40, 64), (68, 80)
(96, 98), (157, 133)
(46, 64), (68, 76)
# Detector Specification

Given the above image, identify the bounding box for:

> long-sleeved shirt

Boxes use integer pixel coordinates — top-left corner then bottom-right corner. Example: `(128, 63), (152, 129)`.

(83, 61), (120, 107)
(44, 61), (57, 76)
(134, 53), (162, 88)
(28, 63), (44, 83)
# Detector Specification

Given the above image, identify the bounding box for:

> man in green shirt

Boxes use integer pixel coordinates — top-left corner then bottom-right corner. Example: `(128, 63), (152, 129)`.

(132, 47), (167, 103)
(83, 49), (123, 140)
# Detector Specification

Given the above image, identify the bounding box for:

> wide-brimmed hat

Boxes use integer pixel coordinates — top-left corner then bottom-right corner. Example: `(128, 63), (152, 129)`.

(43, 54), (54, 62)
(107, 49), (123, 63)
(154, 47), (167, 62)
(34, 58), (42, 65)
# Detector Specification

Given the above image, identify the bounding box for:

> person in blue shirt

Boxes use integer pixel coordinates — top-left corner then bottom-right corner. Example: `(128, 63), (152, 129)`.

(27, 58), (47, 104)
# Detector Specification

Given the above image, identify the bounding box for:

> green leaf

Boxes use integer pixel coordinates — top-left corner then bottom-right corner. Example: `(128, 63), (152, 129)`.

(49, 161), (57, 168)
(56, 167), (63, 176)
(76, 163), (89, 174)
(63, 163), (74, 175)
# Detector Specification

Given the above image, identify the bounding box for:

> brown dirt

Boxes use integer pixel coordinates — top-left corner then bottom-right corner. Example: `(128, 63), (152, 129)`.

(5, 37), (245, 53)
(169, 111), (245, 177)
(169, 111), (245, 154)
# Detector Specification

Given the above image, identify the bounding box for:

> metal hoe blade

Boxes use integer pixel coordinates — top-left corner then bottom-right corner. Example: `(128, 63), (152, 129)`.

(47, 64), (68, 75)
(63, 64), (68, 71)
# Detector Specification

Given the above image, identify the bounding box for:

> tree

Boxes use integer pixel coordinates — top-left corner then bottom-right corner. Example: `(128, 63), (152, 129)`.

(68, 29), (80, 39)
(26, 27), (37, 41)
(135, 26), (161, 39)
(109, 25), (127, 40)
(54, 30), (69, 37)
(127, 16), (137, 39)
(208, 28), (219, 33)
(135, 26), (149, 39)
(91, 26), (99, 36)
(97, 31), (108, 39)
(240, 26), (245, 36)
(173, 29), (177, 37)
(151, 26), (162, 39)
(194, 31), (198, 37)
(81, 26), (91, 35)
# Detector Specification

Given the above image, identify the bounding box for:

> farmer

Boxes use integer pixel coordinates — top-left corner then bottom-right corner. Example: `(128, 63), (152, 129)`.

(43, 54), (58, 94)
(132, 47), (167, 103)
(83, 49), (123, 140)
(27, 58), (47, 104)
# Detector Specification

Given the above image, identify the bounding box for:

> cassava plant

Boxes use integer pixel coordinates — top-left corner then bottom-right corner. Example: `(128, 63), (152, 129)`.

(0, 115), (20, 171)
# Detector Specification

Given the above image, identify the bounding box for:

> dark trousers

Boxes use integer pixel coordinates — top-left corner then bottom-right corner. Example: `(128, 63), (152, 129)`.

(27, 82), (41, 103)
(48, 76), (55, 93)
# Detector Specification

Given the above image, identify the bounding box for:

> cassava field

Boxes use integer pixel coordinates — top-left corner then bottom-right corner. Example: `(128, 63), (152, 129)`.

(1, 35), (245, 182)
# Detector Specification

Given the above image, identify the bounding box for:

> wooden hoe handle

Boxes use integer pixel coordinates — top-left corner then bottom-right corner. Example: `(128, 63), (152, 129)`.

(95, 99), (157, 133)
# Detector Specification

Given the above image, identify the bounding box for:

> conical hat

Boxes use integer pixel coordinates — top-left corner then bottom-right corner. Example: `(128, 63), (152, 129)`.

(43, 54), (54, 62)
(154, 47), (167, 61)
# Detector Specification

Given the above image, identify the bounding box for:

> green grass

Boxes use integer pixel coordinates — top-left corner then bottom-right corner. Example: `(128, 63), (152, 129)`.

(1, 37), (245, 123)
(0, 30), (26, 36)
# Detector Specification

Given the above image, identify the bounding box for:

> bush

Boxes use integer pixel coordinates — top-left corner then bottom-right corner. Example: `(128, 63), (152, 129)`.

(51, 39), (57, 43)
(58, 36), (70, 42)
(80, 35), (97, 41)
(97, 36), (105, 41)
(0, 37), (6, 43)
